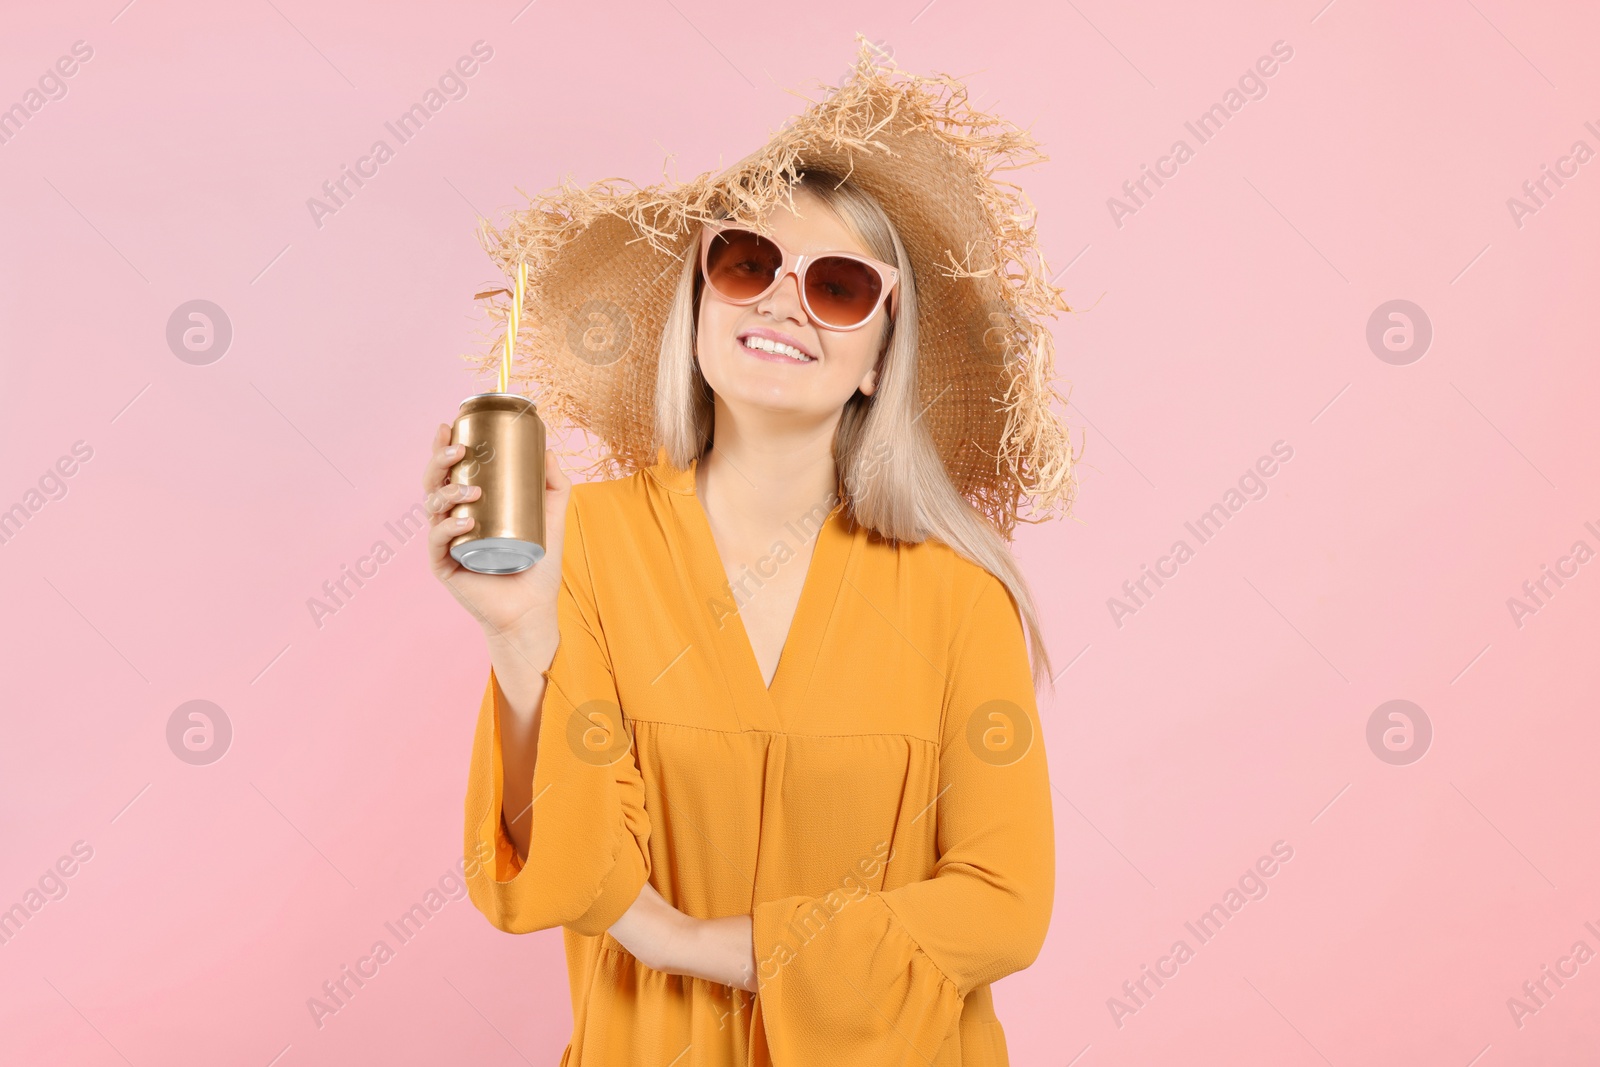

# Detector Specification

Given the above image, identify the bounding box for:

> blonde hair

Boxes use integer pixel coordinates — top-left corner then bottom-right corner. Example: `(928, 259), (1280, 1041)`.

(654, 167), (1056, 696)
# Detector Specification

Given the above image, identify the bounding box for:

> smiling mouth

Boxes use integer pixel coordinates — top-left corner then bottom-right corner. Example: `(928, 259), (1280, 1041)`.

(739, 335), (815, 363)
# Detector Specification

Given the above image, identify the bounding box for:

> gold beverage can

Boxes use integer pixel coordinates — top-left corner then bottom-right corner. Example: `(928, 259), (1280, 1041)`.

(447, 392), (547, 574)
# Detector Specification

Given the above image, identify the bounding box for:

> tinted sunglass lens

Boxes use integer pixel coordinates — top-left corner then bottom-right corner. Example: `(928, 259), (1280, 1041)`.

(806, 256), (882, 328)
(705, 230), (781, 300)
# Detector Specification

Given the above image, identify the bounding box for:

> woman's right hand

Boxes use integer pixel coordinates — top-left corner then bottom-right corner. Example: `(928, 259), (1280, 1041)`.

(423, 421), (571, 647)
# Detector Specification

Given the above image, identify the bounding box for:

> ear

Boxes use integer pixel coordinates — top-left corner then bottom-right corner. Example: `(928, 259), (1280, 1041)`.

(860, 330), (892, 395)
(858, 364), (879, 396)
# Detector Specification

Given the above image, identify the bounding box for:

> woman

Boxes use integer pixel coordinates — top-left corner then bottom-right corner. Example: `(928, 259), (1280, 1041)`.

(426, 40), (1077, 1066)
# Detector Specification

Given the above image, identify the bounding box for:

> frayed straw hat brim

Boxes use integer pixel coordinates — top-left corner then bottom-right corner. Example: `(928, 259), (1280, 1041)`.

(466, 34), (1080, 539)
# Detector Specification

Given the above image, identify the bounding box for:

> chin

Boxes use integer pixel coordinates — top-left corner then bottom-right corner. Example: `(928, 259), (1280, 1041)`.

(704, 343), (858, 418)
(707, 369), (814, 417)
(723, 378), (811, 415)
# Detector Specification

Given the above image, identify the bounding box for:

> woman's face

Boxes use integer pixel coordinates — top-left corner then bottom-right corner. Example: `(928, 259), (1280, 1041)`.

(695, 188), (892, 425)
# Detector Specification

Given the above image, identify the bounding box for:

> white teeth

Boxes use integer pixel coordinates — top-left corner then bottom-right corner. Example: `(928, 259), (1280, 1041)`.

(743, 335), (811, 361)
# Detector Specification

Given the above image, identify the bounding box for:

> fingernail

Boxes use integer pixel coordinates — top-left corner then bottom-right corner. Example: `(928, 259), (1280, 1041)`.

(456, 517), (470, 527)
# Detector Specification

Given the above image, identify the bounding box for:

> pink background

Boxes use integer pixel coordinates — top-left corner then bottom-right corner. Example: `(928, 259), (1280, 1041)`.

(3, 1), (1598, 1064)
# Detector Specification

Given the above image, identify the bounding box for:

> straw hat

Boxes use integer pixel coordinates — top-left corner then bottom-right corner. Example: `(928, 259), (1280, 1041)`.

(465, 34), (1080, 539)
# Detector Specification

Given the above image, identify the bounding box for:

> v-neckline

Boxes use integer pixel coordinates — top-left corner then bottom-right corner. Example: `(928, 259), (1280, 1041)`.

(674, 453), (848, 727)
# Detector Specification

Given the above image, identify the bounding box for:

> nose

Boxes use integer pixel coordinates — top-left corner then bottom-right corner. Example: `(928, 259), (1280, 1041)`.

(754, 264), (807, 323)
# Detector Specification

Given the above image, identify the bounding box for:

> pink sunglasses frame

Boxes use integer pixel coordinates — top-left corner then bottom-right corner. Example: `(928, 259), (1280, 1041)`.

(698, 222), (900, 332)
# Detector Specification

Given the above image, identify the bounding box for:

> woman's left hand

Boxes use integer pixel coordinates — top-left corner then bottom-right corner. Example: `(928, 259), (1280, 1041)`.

(608, 881), (758, 992)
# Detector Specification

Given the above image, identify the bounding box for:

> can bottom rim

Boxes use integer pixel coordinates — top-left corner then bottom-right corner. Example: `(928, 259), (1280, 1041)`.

(450, 536), (545, 574)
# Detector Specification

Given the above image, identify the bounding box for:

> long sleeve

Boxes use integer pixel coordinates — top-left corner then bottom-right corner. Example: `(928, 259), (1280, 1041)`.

(751, 568), (1055, 1065)
(462, 491), (653, 938)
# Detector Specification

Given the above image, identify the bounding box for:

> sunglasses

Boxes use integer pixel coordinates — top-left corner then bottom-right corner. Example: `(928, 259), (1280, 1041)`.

(698, 222), (900, 331)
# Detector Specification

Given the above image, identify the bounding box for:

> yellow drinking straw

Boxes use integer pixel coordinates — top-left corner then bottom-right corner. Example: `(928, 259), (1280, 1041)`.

(499, 260), (527, 393)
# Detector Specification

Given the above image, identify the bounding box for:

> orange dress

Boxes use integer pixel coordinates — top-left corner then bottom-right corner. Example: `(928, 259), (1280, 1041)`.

(462, 451), (1055, 1065)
